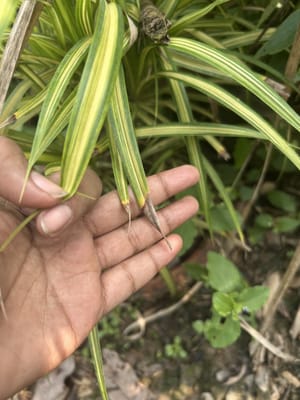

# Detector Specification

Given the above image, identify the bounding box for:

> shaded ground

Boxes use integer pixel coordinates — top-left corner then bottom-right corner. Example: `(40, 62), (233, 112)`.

(16, 233), (300, 400)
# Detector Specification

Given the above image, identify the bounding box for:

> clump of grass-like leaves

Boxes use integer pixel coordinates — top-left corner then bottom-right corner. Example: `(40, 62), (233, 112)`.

(1, 0), (300, 396)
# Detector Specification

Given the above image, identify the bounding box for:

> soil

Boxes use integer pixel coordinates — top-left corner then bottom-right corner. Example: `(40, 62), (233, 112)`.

(15, 233), (300, 400)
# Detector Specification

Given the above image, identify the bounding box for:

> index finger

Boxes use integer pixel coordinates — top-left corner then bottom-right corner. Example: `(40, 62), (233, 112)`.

(84, 165), (199, 236)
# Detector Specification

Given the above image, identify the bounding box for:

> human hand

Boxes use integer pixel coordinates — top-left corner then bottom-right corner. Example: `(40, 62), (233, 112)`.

(0, 137), (199, 399)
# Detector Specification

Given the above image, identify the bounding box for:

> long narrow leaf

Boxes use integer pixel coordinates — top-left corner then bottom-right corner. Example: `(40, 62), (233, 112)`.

(169, 38), (300, 133)
(159, 71), (300, 170)
(26, 38), (90, 172)
(61, 0), (124, 197)
(108, 65), (148, 207)
(136, 123), (262, 139)
(108, 65), (170, 245)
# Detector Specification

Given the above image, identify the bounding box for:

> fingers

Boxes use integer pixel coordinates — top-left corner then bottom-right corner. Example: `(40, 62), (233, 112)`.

(95, 195), (198, 269)
(0, 138), (102, 236)
(85, 165), (200, 236)
(100, 234), (183, 314)
(0, 137), (66, 208)
(35, 168), (102, 236)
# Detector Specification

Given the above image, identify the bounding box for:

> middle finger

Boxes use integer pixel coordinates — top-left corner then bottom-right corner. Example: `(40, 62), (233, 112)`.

(95, 195), (198, 269)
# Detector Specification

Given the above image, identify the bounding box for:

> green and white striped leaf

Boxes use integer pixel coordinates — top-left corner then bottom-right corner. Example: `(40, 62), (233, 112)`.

(169, 38), (300, 134)
(26, 37), (90, 170)
(159, 71), (300, 170)
(61, 0), (124, 197)
(108, 65), (169, 244)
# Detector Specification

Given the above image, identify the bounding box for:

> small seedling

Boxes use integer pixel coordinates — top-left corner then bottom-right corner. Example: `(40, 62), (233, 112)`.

(188, 251), (269, 348)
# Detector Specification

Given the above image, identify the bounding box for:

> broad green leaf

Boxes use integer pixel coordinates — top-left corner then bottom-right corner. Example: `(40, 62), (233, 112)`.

(212, 292), (235, 317)
(257, 10), (300, 57)
(274, 217), (300, 233)
(237, 286), (269, 312)
(192, 320), (205, 334)
(207, 251), (243, 292)
(185, 262), (206, 282)
(61, 0), (124, 197)
(169, 38), (300, 136)
(255, 213), (274, 229)
(210, 203), (239, 233)
(159, 70), (300, 170)
(174, 218), (197, 256)
(203, 315), (241, 348)
(267, 190), (298, 213)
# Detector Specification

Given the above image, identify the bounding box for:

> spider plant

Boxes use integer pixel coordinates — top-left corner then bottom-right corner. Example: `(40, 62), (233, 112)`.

(1, 0), (300, 396)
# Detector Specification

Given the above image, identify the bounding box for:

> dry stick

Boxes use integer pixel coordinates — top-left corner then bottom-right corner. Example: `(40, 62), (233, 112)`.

(261, 240), (300, 336)
(123, 281), (202, 340)
(240, 317), (299, 363)
(241, 142), (273, 227)
(0, 0), (39, 115)
(284, 24), (300, 85)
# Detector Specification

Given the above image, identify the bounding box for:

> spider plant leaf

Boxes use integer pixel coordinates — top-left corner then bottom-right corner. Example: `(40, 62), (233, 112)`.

(27, 37), (90, 168)
(0, 0), (18, 40)
(169, 38), (300, 133)
(108, 65), (148, 207)
(159, 71), (300, 170)
(136, 123), (262, 139)
(203, 156), (244, 241)
(61, 0), (124, 197)
(107, 122), (130, 215)
(88, 326), (109, 400)
(75, 0), (94, 37)
(160, 53), (212, 235)
(108, 65), (170, 246)
(169, 0), (231, 36)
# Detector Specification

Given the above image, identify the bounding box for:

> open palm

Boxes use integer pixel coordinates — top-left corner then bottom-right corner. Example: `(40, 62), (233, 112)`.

(0, 137), (199, 399)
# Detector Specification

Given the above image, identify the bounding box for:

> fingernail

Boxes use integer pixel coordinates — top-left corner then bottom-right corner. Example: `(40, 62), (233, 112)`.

(30, 171), (67, 198)
(40, 205), (73, 235)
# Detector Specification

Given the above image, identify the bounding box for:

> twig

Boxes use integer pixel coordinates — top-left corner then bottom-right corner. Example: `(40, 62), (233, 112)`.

(0, 0), (41, 115)
(124, 281), (202, 340)
(240, 317), (299, 363)
(261, 240), (300, 335)
(241, 142), (273, 226)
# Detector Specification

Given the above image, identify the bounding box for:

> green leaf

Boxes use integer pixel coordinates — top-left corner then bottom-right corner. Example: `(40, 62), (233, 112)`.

(159, 69), (300, 170)
(88, 326), (109, 400)
(210, 203), (239, 233)
(174, 218), (197, 256)
(212, 292), (235, 317)
(61, 1), (124, 197)
(274, 217), (300, 233)
(192, 320), (205, 334)
(237, 286), (269, 312)
(267, 190), (298, 213)
(255, 213), (274, 229)
(257, 10), (300, 57)
(203, 315), (241, 348)
(207, 251), (243, 292)
(184, 262), (206, 282)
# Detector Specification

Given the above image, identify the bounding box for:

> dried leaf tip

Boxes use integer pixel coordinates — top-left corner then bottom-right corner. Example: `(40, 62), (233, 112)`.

(143, 197), (172, 251)
(0, 288), (8, 321)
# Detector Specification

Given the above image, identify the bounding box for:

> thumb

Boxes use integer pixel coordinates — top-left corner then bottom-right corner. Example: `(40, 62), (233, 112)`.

(0, 137), (66, 209)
